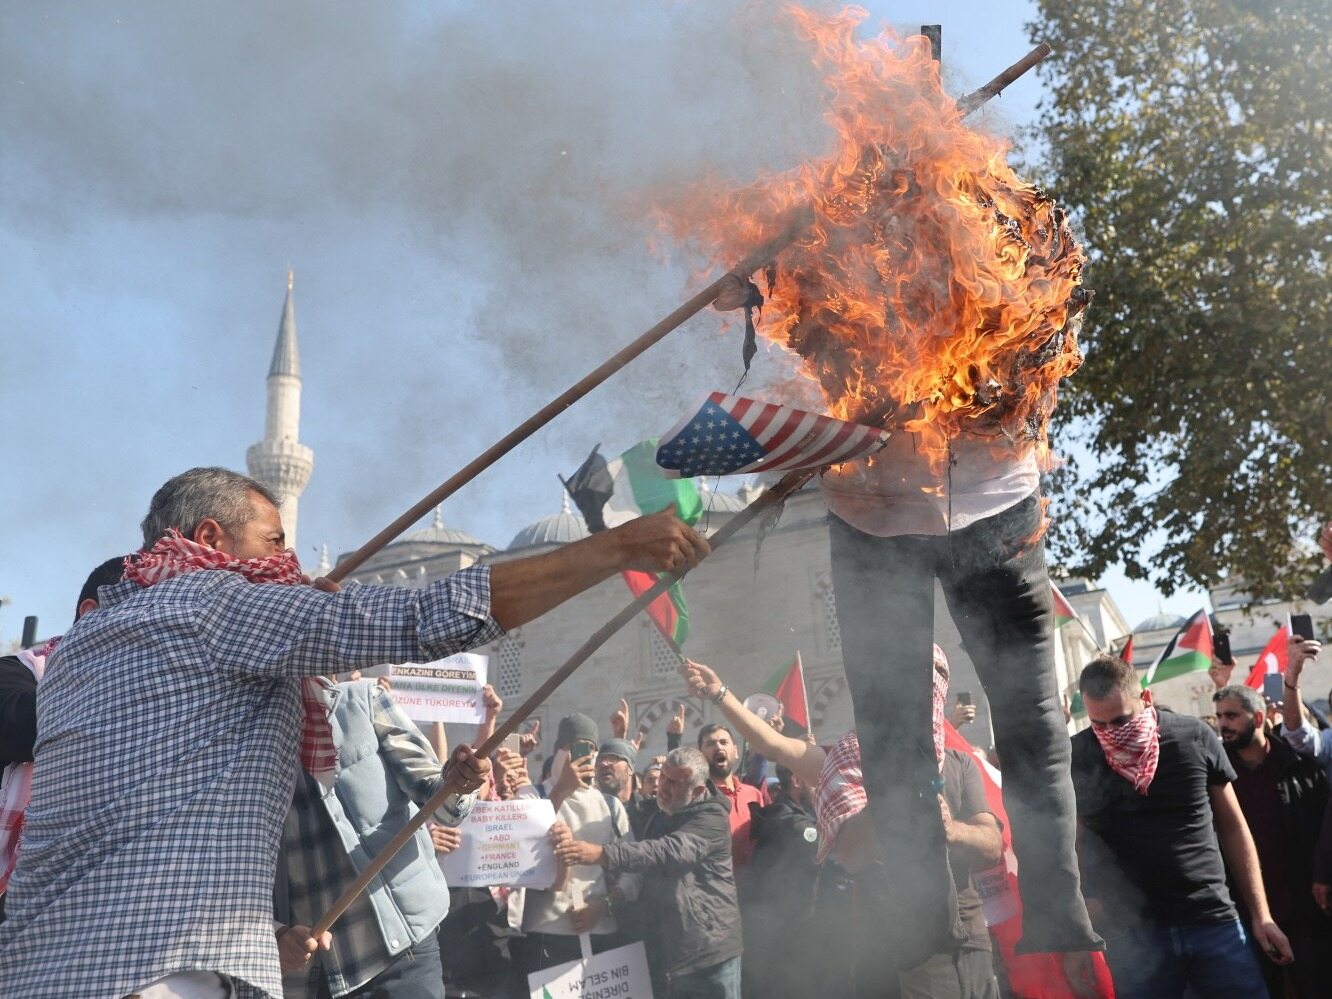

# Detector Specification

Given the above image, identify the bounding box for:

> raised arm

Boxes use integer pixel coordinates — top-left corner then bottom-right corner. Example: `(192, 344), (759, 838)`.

(488, 509), (708, 630)
(679, 660), (824, 784)
(474, 684), (502, 748)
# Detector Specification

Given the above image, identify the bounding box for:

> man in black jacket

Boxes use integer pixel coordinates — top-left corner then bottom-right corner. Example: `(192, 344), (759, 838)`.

(556, 746), (742, 999)
(743, 765), (819, 997)
(1213, 684), (1332, 997)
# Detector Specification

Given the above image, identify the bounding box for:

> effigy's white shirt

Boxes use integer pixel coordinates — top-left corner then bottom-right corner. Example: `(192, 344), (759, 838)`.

(821, 429), (1038, 537)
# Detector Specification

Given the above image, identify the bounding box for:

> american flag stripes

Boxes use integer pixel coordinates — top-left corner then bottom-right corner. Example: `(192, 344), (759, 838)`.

(655, 392), (888, 478)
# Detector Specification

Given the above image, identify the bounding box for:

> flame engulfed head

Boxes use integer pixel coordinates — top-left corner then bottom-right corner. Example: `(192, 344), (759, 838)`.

(655, 6), (1088, 472)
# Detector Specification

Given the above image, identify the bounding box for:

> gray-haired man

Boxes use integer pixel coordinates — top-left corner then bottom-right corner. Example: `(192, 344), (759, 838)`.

(0, 466), (708, 999)
(556, 746), (741, 999)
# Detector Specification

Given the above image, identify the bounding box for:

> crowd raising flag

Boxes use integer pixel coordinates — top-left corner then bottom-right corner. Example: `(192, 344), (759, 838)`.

(1243, 621), (1292, 690)
(563, 441), (699, 645)
(1142, 609), (1214, 687)
(654, 392), (888, 478)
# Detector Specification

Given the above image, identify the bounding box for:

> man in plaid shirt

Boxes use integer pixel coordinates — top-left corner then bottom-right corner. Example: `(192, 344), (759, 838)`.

(0, 467), (708, 999)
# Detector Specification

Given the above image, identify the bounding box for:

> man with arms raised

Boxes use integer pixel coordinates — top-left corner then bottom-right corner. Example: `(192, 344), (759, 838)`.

(0, 466), (706, 999)
(1070, 654), (1291, 996)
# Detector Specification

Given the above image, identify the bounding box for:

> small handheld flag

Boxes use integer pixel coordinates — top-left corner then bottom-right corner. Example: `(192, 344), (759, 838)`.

(655, 392), (887, 478)
(1244, 622), (1292, 690)
(1143, 610), (1214, 687)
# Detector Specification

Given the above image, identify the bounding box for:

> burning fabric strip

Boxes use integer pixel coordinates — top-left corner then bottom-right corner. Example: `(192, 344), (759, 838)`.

(654, 392), (888, 478)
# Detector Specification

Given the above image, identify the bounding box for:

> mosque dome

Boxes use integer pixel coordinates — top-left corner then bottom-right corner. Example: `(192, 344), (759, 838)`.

(508, 494), (590, 550)
(1134, 612), (1187, 633)
(697, 478), (747, 513)
(402, 506), (483, 547)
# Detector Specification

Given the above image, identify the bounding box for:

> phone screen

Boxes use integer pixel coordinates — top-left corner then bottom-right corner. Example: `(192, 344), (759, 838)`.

(956, 691), (973, 706)
(1291, 614), (1315, 641)
(1262, 672), (1285, 705)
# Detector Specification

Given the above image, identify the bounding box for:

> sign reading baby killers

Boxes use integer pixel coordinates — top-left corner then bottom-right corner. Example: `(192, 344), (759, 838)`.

(438, 798), (559, 890)
(528, 940), (654, 999)
(389, 652), (488, 725)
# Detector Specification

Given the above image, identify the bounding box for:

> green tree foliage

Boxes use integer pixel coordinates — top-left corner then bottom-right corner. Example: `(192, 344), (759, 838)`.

(1029, 0), (1332, 597)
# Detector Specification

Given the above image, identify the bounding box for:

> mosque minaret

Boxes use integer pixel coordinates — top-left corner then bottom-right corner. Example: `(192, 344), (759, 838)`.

(246, 268), (314, 549)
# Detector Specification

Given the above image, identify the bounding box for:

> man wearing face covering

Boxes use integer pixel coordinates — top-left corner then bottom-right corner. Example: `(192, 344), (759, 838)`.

(1071, 654), (1291, 996)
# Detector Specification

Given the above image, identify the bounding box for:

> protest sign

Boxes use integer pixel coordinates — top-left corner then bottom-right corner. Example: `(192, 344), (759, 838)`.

(528, 940), (653, 999)
(389, 652), (487, 725)
(438, 798), (559, 890)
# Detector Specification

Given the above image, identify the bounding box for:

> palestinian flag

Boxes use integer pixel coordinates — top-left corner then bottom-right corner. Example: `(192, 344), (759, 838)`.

(1142, 610), (1214, 687)
(1068, 688), (1086, 719)
(1051, 583), (1078, 629)
(1244, 622), (1291, 690)
(1117, 635), (1135, 665)
(762, 653), (811, 732)
(564, 441), (701, 646)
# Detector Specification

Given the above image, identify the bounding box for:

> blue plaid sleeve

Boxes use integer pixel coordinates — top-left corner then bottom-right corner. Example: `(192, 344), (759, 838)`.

(192, 564), (504, 679)
(368, 684), (447, 807)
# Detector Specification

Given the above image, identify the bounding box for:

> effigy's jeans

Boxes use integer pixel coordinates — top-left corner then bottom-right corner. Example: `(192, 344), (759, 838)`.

(829, 494), (1102, 973)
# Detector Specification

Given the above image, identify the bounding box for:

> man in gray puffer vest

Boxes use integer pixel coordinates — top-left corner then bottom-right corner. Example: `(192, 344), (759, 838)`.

(276, 678), (469, 999)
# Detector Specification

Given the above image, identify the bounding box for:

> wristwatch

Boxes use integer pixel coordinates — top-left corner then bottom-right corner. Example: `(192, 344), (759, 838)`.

(711, 684), (728, 705)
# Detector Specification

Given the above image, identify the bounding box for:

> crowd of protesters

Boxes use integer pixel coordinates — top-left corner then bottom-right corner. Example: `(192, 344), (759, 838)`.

(2, 466), (1332, 999)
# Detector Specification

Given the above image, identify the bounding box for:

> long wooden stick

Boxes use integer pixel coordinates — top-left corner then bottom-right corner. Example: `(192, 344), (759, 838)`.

(327, 216), (809, 582)
(312, 466), (817, 936)
(311, 41), (1055, 934)
(326, 41), (1053, 584)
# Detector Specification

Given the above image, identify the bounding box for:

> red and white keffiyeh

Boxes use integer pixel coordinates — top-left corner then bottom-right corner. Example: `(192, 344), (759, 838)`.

(813, 645), (951, 865)
(814, 730), (866, 865)
(0, 646), (52, 893)
(1092, 703), (1160, 795)
(123, 531), (338, 781)
(931, 644), (949, 770)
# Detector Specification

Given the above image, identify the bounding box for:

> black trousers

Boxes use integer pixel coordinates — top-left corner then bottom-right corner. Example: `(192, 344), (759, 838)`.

(828, 495), (1101, 970)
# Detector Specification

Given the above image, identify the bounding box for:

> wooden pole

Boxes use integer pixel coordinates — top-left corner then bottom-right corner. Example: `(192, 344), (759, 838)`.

(310, 40), (1057, 934)
(312, 465), (819, 936)
(327, 215), (810, 583)
(955, 42), (1052, 115)
(325, 43), (1053, 584)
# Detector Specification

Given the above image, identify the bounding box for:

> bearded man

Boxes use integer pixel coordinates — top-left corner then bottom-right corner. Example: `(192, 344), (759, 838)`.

(0, 466), (706, 999)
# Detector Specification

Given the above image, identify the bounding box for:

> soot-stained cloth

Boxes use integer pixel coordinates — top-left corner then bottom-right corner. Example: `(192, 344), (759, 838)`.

(0, 566), (502, 999)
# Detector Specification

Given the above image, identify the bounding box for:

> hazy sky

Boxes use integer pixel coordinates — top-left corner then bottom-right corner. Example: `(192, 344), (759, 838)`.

(0, 1), (1206, 645)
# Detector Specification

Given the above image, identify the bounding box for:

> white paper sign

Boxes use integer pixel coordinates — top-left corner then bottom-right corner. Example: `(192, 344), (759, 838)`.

(528, 941), (654, 999)
(389, 653), (488, 725)
(439, 798), (559, 890)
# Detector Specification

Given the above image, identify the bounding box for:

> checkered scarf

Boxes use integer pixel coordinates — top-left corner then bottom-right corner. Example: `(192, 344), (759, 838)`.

(1092, 703), (1160, 795)
(123, 531), (338, 781)
(813, 645), (950, 864)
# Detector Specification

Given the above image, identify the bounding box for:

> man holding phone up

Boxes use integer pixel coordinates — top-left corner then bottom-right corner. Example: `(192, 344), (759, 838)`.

(516, 715), (640, 980)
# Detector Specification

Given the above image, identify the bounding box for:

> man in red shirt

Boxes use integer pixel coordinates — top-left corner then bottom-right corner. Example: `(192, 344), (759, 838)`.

(698, 723), (768, 871)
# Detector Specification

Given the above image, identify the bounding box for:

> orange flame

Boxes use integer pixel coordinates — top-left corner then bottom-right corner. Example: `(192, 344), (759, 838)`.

(654, 6), (1087, 474)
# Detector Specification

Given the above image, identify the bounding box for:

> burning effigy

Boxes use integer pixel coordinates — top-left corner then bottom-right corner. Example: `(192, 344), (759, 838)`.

(649, 5), (1104, 983)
